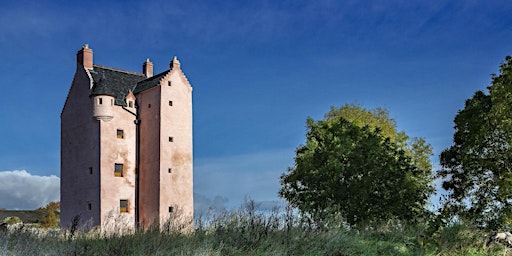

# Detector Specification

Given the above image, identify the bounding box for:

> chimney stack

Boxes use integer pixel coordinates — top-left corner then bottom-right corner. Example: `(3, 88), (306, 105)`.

(77, 44), (93, 69)
(170, 56), (181, 70)
(143, 58), (153, 78)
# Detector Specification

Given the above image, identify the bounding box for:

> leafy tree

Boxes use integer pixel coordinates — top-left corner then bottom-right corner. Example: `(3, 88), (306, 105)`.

(324, 105), (407, 145)
(40, 201), (60, 228)
(439, 56), (512, 230)
(325, 105), (434, 180)
(279, 105), (434, 227)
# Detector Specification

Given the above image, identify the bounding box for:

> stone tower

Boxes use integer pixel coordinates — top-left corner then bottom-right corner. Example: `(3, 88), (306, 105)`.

(61, 45), (193, 230)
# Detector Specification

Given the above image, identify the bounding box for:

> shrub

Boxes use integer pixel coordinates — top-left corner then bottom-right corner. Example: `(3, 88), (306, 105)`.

(4, 216), (22, 225)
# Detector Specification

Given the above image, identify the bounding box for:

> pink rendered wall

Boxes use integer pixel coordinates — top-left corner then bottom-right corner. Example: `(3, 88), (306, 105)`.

(136, 64), (194, 228)
(137, 86), (161, 228)
(159, 68), (193, 224)
(98, 103), (137, 228)
(61, 65), (101, 229)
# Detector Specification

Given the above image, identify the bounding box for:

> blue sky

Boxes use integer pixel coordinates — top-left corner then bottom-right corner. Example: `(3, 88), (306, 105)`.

(1, 0), (512, 212)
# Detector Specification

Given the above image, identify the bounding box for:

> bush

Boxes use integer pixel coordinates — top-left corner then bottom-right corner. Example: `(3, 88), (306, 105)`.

(41, 209), (59, 228)
(3, 216), (22, 225)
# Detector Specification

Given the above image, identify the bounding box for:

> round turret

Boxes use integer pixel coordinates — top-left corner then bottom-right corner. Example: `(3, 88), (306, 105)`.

(92, 95), (115, 121)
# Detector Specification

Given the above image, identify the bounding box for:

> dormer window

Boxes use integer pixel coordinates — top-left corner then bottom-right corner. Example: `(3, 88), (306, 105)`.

(128, 101), (133, 108)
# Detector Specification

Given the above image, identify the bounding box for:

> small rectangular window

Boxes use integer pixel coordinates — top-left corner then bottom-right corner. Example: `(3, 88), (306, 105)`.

(169, 206), (174, 213)
(88, 203), (92, 210)
(89, 167), (93, 175)
(168, 168), (172, 173)
(148, 104), (151, 108)
(168, 137), (173, 142)
(114, 163), (123, 177)
(99, 98), (103, 105)
(168, 81), (172, 86)
(169, 101), (173, 106)
(120, 200), (128, 213)
(111, 99), (114, 106)
(117, 129), (124, 139)
(128, 101), (133, 108)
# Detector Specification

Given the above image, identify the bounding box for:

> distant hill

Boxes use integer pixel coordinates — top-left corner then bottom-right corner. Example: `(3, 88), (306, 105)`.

(0, 210), (46, 224)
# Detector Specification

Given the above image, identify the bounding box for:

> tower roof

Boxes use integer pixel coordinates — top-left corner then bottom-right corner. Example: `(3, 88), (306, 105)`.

(89, 60), (185, 105)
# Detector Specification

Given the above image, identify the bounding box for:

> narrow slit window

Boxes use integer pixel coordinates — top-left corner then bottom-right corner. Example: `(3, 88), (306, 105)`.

(111, 99), (114, 106)
(88, 203), (92, 211)
(117, 129), (124, 139)
(168, 168), (172, 173)
(148, 104), (151, 108)
(89, 167), (93, 175)
(114, 163), (123, 177)
(120, 200), (128, 213)
(168, 81), (172, 86)
(99, 98), (103, 105)
(169, 101), (173, 106)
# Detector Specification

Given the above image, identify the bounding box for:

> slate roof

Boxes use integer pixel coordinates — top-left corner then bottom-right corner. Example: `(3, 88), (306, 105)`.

(89, 64), (172, 106)
(89, 65), (147, 106)
(133, 70), (168, 94)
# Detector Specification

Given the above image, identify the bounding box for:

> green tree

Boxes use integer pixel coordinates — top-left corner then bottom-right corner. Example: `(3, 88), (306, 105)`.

(325, 104), (434, 179)
(279, 105), (434, 227)
(439, 56), (512, 230)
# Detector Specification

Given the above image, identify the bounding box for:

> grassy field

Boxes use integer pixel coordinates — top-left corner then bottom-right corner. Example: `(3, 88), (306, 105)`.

(0, 203), (509, 255)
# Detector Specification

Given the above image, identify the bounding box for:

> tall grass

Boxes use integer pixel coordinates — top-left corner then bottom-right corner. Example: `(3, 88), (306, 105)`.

(0, 201), (509, 255)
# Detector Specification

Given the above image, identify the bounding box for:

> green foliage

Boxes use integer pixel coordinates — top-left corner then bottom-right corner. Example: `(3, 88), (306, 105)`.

(280, 105), (434, 227)
(326, 104), (434, 180)
(3, 216), (22, 225)
(325, 104), (407, 145)
(439, 56), (512, 230)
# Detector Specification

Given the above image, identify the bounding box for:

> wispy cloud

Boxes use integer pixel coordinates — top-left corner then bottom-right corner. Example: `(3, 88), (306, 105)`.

(0, 170), (59, 210)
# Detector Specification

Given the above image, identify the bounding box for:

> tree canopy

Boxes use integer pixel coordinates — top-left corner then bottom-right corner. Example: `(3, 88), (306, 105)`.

(279, 105), (434, 227)
(439, 56), (512, 230)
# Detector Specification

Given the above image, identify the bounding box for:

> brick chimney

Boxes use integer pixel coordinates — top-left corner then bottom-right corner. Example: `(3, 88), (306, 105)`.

(77, 44), (93, 69)
(143, 58), (153, 78)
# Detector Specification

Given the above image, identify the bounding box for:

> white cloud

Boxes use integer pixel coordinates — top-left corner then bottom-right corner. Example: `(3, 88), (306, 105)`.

(0, 170), (59, 210)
